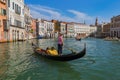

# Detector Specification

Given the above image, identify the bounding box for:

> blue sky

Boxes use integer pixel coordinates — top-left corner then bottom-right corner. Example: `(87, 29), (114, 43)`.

(24, 0), (120, 25)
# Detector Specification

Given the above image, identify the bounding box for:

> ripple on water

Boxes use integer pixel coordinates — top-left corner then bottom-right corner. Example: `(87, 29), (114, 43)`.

(0, 38), (120, 80)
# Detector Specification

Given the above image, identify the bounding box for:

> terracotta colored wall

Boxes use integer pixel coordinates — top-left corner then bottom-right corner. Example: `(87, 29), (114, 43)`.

(0, 1), (7, 42)
(31, 19), (36, 30)
(31, 19), (36, 37)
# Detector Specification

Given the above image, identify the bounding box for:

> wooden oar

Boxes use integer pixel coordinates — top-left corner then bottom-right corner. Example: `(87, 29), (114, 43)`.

(32, 42), (39, 49)
(63, 43), (86, 53)
(63, 46), (76, 53)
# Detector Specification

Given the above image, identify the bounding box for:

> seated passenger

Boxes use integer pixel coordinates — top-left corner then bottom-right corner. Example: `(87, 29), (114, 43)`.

(46, 47), (52, 54)
(50, 47), (58, 55)
(46, 47), (58, 55)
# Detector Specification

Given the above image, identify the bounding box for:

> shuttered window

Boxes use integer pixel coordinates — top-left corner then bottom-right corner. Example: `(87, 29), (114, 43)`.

(0, 8), (6, 16)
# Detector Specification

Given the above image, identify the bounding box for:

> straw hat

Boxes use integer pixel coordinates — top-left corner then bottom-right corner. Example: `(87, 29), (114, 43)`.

(59, 32), (63, 35)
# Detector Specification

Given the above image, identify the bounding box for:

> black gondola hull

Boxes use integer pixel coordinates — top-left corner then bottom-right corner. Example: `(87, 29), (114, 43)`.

(32, 43), (86, 61)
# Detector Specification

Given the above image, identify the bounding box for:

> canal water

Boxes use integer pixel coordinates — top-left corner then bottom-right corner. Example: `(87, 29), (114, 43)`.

(0, 38), (120, 80)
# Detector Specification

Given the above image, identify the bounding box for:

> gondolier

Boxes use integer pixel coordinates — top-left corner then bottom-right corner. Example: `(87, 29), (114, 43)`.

(58, 32), (64, 54)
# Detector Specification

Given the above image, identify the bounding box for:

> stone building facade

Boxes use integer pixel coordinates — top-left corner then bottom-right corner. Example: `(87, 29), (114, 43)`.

(110, 15), (120, 38)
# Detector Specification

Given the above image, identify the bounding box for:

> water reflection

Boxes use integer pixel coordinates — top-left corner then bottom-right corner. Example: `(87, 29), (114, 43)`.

(0, 41), (34, 80)
(0, 43), (10, 79)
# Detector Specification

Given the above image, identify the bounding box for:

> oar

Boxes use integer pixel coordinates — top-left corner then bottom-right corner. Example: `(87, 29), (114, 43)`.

(32, 42), (39, 49)
(63, 46), (76, 53)
(63, 43), (86, 53)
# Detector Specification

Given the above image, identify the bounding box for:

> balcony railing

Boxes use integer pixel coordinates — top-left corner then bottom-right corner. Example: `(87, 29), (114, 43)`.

(25, 19), (31, 24)
(14, 20), (22, 27)
(24, 16), (31, 24)
(9, 19), (24, 29)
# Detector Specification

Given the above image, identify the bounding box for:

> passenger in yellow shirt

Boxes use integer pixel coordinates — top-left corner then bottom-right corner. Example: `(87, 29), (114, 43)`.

(46, 47), (58, 55)
(50, 47), (58, 55)
(46, 47), (51, 54)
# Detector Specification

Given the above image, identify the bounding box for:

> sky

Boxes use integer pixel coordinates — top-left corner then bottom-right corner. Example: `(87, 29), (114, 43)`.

(24, 0), (120, 25)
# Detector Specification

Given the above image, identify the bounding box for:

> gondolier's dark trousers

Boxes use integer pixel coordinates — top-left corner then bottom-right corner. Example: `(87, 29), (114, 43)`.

(58, 44), (63, 54)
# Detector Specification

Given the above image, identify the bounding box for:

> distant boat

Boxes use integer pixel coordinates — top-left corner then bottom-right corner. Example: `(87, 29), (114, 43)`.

(37, 35), (44, 39)
(104, 37), (119, 41)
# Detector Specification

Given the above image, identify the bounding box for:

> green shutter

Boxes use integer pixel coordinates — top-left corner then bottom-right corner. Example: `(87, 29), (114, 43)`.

(3, 9), (6, 16)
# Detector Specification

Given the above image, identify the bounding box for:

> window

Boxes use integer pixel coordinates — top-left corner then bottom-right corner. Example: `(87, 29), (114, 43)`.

(8, 0), (10, 7)
(0, 8), (6, 16)
(22, 9), (24, 15)
(3, 9), (6, 16)
(18, 6), (21, 14)
(15, 4), (21, 15)
(3, 19), (8, 30)
(13, 2), (14, 9)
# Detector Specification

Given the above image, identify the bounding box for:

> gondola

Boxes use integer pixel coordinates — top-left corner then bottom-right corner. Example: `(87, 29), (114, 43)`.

(75, 36), (81, 41)
(32, 43), (86, 61)
(75, 37), (81, 41)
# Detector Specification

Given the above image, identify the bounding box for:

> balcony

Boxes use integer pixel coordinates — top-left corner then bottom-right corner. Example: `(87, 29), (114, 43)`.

(14, 20), (22, 27)
(25, 16), (31, 24)
(25, 19), (31, 24)
(9, 20), (24, 29)
(3, 19), (10, 31)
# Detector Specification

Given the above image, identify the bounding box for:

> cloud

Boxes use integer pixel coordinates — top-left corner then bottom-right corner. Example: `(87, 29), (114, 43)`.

(28, 4), (95, 24)
(68, 10), (94, 24)
(68, 10), (93, 20)
(28, 4), (62, 20)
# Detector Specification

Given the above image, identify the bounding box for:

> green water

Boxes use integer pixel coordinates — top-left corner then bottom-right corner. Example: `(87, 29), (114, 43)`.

(0, 38), (120, 80)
